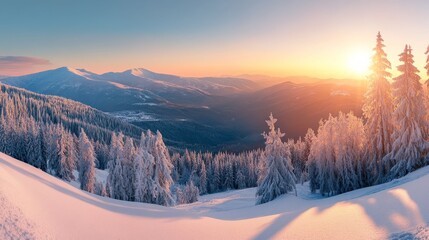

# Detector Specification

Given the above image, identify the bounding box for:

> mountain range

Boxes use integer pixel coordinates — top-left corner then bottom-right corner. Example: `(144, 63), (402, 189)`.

(1, 67), (366, 151)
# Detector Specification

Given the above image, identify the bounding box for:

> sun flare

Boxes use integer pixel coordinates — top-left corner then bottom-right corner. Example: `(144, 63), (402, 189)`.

(347, 51), (371, 76)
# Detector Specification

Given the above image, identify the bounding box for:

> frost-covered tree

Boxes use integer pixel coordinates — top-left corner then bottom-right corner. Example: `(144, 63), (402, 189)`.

(134, 133), (156, 203)
(147, 131), (175, 206)
(199, 161), (207, 194)
(235, 169), (247, 189)
(288, 138), (306, 184)
(176, 181), (199, 204)
(256, 113), (296, 205)
(309, 112), (365, 196)
(78, 128), (96, 193)
(363, 32), (394, 184)
(123, 137), (136, 201)
(57, 130), (70, 179)
(384, 45), (429, 179)
(107, 132), (127, 200)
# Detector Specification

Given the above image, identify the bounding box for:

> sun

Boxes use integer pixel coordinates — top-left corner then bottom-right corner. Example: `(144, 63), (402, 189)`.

(347, 51), (371, 76)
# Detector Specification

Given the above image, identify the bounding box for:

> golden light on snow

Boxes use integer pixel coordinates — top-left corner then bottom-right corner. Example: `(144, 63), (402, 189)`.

(347, 51), (371, 76)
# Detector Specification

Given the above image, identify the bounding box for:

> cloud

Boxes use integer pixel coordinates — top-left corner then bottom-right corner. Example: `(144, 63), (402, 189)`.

(0, 56), (51, 69)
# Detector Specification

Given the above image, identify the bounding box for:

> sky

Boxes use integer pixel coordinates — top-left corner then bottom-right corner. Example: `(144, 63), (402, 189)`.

(1, 0), (429, 79)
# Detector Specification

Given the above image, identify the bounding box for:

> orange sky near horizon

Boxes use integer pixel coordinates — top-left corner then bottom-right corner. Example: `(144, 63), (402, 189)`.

(1, 1), (429, 80)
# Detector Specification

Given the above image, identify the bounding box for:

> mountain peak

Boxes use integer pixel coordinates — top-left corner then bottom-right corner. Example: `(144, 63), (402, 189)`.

(54, 67), (96, 80)
(128, 68), (151, 77)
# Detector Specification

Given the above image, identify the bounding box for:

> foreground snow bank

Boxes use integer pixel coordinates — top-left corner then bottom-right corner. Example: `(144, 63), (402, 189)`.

(0, 152), (428, 239)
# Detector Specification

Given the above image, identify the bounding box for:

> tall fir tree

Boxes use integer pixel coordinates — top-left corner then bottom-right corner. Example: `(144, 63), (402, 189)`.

(308, 112), (365, 196)
(256, 113), (296, 205)
(363, 32), (394, 184)
(385, 45), (429, 179)
(123, 137), (136, 201)
(78, 129), (96, 193)
(149, 131), (175, 206)
(107, 132), (127, 200)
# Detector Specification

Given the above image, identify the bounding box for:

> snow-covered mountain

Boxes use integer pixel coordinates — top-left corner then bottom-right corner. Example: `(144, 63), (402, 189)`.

(1, 67), (260, 107)
(1, 67), (166, 111)
(101, 68), (260, 96)
(1, 151), (428, 239)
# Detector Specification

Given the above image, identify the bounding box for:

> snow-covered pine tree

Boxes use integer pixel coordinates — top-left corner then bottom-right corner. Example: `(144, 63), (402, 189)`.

(363, 32), (394, 184)
(149, 131), (175, 206)
(78, 128), (96, 193)
(134, 132), (156, 203)
(385, 45), (429, 179)
(123, 137), (136, 201)
(199, 161), (208, 194)
(58, 131), (77, 181)
(34, 127), (46, 171)
(107, 132), (127, 200)
(235, 169), (247, 189)
(309, 112), (365, 196)
(176, 181), (199, 204)
(256, 113), (296, 205)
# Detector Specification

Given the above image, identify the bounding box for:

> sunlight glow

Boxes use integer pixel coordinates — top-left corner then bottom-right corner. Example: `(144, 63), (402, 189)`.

(347, 51), (371, 76)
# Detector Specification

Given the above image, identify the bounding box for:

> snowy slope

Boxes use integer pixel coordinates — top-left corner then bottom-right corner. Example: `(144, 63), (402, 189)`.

(1, 152), (429, 240)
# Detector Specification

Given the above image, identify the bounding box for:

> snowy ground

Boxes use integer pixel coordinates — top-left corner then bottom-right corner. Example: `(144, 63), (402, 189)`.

(1, 152), (428, 240)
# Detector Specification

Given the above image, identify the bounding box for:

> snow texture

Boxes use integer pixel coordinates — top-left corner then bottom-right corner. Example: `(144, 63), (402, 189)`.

(1, 152), (429, 239)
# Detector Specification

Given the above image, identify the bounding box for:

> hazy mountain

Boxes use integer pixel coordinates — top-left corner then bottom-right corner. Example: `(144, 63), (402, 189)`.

(1, 67), (367, 151)
(99, 68), (261, 104)
(234, 74), (363, 87)
(1, 67), (166, 111)
(213, 80), (367, 150)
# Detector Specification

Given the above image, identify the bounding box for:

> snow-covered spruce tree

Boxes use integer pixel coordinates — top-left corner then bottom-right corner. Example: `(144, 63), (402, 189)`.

(384, 45), (429, 179)
(308, 116), (336, 195)
(146, 130), (175, 206)
(43, 124), (75, 181)
(78, 128), (96, 193)
(235, 169), (247, 189)
(134, 132), (156, 203)
(288, 138), (306, 184)
(123, 137), (136, 201)
(256, 113), (296, 205)
(363, 32), (394, 185)
(309, 112), (365, 196)
(107, 132), (127, 200)
(176, 181), (199, 204)
(199, 161), (208, 194)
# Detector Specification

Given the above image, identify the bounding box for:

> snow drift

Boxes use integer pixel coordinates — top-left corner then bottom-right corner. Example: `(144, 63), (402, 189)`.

(1, 152), (428, 239)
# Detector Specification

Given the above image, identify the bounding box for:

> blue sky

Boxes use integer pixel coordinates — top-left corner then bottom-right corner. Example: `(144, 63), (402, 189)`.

(1, 0), (429, 78)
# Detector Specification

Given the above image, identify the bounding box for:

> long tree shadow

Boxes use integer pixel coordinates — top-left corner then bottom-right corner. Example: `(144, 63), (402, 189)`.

(251, 178), (429, 239)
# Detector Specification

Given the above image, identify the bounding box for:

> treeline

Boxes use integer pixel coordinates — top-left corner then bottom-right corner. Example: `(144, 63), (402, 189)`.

(171, 149), (262, 195)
